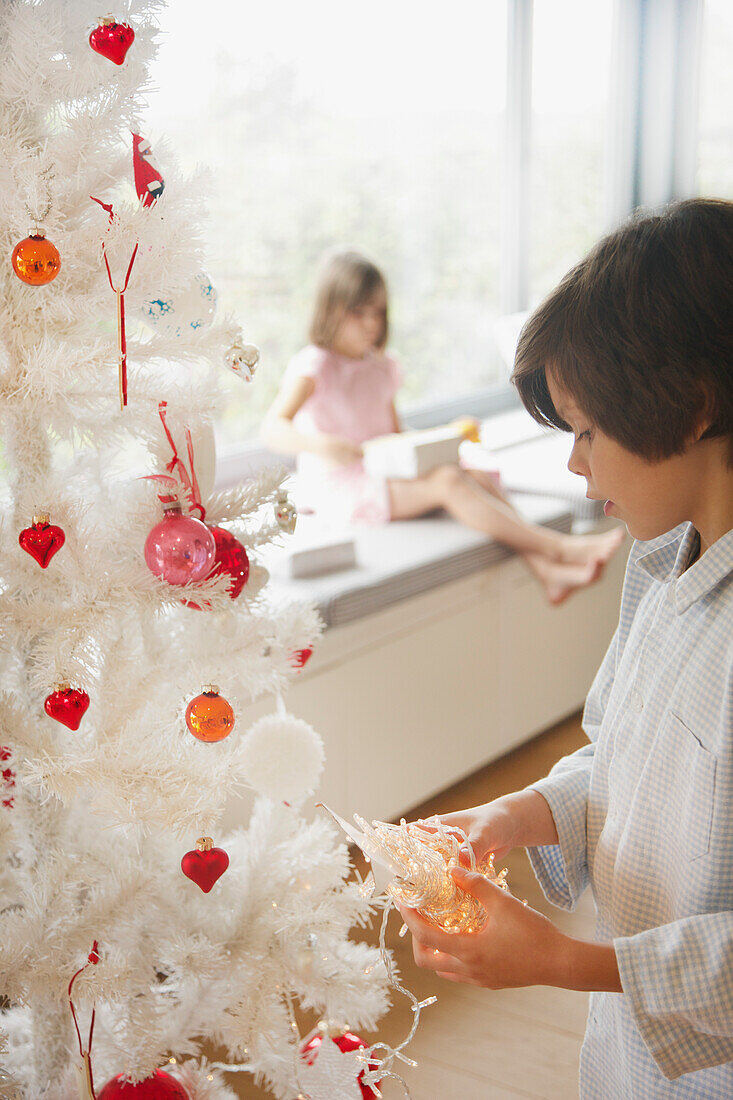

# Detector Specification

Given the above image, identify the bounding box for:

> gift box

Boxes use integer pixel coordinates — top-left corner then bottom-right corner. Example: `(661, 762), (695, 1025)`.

(363, 426), (462, 480)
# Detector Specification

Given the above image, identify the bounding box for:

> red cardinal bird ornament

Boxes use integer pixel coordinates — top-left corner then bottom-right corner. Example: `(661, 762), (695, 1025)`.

(132, 133), (165, 206)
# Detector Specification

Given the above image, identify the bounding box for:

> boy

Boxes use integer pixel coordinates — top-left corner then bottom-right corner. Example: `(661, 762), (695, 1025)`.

(399, 198), (733, 1098)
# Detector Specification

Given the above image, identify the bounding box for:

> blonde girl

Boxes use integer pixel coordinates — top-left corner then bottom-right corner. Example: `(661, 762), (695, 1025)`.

(262, 249), (623, 604)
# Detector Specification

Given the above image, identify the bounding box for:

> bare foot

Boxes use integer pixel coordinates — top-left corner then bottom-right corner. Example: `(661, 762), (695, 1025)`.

(554, 526), (625, 568)
(526, 554), (604, 606)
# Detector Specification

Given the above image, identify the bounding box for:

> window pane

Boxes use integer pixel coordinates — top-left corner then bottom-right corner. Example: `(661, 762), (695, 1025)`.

(146, 1), (508, 445)
(529, 0), (613, 302)
(698, 0), (733, 198)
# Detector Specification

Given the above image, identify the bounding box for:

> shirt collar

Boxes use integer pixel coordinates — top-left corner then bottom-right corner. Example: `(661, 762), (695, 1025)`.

(636, 522), (733, 613)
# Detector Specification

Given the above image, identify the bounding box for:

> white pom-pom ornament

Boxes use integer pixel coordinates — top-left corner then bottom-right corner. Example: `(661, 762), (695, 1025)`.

(241, 713), (325, 805)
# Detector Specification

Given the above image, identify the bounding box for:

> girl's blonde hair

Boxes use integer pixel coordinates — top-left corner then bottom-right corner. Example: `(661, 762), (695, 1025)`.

(309, 249), (389, 351)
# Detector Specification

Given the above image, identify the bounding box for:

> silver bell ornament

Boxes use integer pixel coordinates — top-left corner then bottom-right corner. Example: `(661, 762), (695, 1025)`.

(296, 931), (319, 978)
(275, 491), (297, 535)
(225, 342), (259, 382)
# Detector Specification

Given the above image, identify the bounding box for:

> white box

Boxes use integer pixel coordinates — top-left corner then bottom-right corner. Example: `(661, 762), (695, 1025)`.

(265, 518), (356, 579)
(362, 426), (462, 480)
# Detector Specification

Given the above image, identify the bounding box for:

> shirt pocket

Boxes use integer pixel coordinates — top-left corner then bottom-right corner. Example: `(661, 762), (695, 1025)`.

(659, 713), (716, 863)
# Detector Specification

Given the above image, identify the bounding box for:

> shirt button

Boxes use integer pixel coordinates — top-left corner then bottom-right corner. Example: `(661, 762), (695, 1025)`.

(630, 689), (644, 712)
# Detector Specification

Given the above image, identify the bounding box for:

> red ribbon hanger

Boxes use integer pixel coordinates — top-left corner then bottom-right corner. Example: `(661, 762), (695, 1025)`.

(68, 941), (100, 1099)
(91, 197), (139, 410)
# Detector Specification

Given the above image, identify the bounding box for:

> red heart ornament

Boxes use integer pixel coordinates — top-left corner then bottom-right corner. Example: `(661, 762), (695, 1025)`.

(19, 519), (65, 568)
(291, 647), (313, 670)
(44, 686), (90, 731)
(181, 838), (229, 893)
(89, 18), (135, 65)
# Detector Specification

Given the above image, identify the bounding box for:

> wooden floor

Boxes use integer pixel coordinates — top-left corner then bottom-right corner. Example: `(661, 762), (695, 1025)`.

(220, 712), (594, 1099)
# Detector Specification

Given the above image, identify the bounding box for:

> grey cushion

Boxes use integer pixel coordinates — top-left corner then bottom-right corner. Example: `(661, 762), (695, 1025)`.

(266, 494), (573, 628)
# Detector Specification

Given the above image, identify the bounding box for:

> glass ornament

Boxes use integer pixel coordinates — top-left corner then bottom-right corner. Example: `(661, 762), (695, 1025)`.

(142, 274), (217, 337)
(0, 1069), (23, 1100)
(11, 232), (61, 285)
(185, 686), (235, 742)
(44, 682), (90, 731)
(180, 836), (230, 893)
(224, 342), (259, 381)
(18, 513), (65, 567)
(96, 1070), (189, 1099)
(275, 491), (297, 535)
(209, 525), (250, 598)
(291, 647), (313, 670)
(144, 501), (215, 586)
(88, 17), (135, 66)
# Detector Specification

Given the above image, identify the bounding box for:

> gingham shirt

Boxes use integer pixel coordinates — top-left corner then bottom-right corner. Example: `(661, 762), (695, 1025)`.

(527, 522), (733, 1098)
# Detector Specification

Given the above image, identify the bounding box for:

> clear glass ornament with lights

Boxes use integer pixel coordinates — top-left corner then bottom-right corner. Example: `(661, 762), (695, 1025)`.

(321, 807), (509, 934)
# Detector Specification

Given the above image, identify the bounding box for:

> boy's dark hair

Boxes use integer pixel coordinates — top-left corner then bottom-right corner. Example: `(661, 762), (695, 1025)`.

(512, 198), (733, 465)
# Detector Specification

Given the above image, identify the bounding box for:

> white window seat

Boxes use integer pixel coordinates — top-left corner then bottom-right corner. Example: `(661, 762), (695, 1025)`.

(264, 493), (574, 629)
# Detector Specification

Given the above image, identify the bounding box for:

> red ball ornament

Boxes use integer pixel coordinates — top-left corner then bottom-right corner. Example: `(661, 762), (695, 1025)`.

(144, 501), (216, 587)
(291, 647), (313, 671)
(180, 836), (230, 893)
(18, 513), (65, 568)
(209, 525), (250, 598)
(89, 17), (135, 65)
(97, 1070), (189, 1099)
(185, 686), (235, 742)
(182, 525), (249, 609)
(44, 683), (90, 731)
(11, 232), (61, 285)
(301, 1031), (381, 1099)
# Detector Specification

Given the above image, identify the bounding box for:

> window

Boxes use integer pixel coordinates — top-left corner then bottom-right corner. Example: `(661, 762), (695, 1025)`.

(146, 1), (712, 455)
(147, 2), (510, 446)
(698, 0), (733, 198)
(529, 0), (614, 301)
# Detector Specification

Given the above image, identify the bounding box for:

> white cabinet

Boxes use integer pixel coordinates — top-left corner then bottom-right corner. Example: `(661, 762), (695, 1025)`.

(222, 535), (627, 829)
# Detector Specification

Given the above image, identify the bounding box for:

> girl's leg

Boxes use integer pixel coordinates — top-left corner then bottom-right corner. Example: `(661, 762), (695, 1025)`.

(388, 466), (623, 605)
(463, 468), (625, 567)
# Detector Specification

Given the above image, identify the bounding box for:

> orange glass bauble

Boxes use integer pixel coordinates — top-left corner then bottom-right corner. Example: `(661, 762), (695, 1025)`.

(11, 232), (61, 285)
(185, 686), (235, 743)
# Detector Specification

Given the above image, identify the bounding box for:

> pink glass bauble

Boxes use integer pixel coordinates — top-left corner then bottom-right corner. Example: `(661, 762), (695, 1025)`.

(144, 504), (216, 586)
(97, 1070), (189, 1099)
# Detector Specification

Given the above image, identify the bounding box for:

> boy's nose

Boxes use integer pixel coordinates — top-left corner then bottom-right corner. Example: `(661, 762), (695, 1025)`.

(567, 443), (587, 478)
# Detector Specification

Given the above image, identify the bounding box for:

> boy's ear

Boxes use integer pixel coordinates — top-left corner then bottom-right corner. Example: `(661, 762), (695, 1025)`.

(691, 385), (715, 443)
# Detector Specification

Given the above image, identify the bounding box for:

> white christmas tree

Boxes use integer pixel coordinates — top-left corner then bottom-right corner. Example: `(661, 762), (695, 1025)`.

(0, 2), (404, 1097)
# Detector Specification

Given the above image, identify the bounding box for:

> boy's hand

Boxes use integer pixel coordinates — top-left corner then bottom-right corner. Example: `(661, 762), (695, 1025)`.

(431, 800), (520, 862)
(399, 866), (622, 993)
(398, 867), (570, 989)
(316, 434), (364, 466)
(419, 790), (558, 863)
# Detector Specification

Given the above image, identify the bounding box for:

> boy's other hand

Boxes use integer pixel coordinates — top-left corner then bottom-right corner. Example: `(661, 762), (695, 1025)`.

(317, 434), (364, 466)
(420, 798), (521, 863)
(418, 789), (559, 863)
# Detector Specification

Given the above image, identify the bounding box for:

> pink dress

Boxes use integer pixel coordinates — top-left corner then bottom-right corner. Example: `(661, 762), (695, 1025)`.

(284, 345), (402, 525)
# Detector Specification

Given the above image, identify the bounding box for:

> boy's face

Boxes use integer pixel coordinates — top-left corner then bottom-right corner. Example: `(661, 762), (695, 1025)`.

(547, 371), (701, 543)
